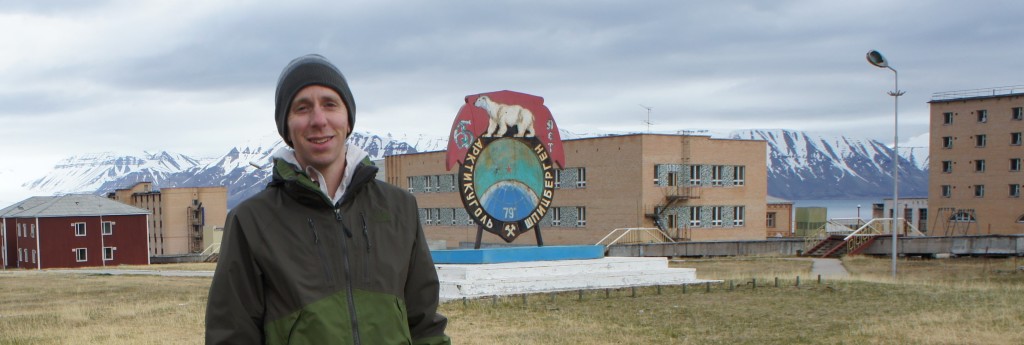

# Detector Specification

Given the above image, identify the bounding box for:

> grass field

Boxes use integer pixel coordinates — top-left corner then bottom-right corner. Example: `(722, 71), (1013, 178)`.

(2, 256), (1023, 344)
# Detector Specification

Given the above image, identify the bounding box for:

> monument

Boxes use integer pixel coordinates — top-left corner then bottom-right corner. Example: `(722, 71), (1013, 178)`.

(445, 90), (564, 245)
(431, 91), (715, 300)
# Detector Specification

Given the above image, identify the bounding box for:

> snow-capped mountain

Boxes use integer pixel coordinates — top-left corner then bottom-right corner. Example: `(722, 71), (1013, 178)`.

(20, 129), (929, 208)
(22, 151), (210, 195)
(730, 129), (928, 199)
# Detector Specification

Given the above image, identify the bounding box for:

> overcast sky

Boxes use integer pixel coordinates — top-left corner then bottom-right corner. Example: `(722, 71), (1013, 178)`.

(2, 0), (1023, 204)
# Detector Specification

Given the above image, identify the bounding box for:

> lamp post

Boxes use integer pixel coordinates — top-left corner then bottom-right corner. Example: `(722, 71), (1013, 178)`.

(867, 50), (904, 280)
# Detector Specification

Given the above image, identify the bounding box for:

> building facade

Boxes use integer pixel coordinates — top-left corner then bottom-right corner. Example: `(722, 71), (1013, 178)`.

(386, 133), (769, 247)
(766, 196), (794, 237)
(1, 194), (150, 269)
(929, 88), (1024, 235)
(878, 197), (928, 233)
(108, 182), (227, 256)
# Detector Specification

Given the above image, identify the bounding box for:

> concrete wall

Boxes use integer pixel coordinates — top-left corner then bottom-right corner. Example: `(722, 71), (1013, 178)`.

(609, 235), (1024, 258)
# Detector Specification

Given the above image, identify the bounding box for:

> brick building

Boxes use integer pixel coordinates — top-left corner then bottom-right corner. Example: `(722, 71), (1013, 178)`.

(929, 87), (1024, 235)
(107, 182), (227, 256)
(386, 133), (772, 247)
(1, 194), (150, 269)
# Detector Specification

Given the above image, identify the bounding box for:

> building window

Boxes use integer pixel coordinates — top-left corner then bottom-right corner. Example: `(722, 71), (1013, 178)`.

(766, 212), (777, 228)
(666, 214), (678, 229)
(975, 160), (986, 172)
(102, 221), (114, 235)
(75, 248), (87, 262)
(576, 168), (587, 188)
(666, 171), (678, 187)
(424, 176), (434, 193)
(711, 166), (724, 186)
(733, 206), (745, 226)
(711, 206), (723, 226)
(74, 223), (86, 236)
(974, 185), (985, 198)
(689, 206), (701, 227)
(688, 165), (701, 185)
(1011, 184), (1021, 198)
(17, 223), (21, 237)
(1014, 107), (1023, 121)
(941, 185), (952, 198)
(553, 169), (562, 188)
(733, 166), (745, 186)
(576, 207), (586, 227)
(1011, 158), (1021, 172)
(943, 112), (954, 125)
(941, 161), (953, 173)
(31, 250), (36, 264)
(18, 248), (22, 262)
(919, 209), (928, 232)
(407, 177), (414, 193)
(30, 224), (35, 238)
(551, 208), (561, 227)
(104, 247), (115, 261)
(942, 137), (954, 149)
(951, 211), (975, 222)
(1013, 133), (1022, 146)
(975, 134), (987, 147)
(977, 109), (988, 123)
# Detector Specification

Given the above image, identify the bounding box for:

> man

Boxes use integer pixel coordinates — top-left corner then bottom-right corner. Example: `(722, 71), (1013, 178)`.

(206, 54), (450, 345)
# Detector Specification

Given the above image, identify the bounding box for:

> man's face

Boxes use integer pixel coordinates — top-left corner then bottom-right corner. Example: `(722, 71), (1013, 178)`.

(287, 85), (350, 173)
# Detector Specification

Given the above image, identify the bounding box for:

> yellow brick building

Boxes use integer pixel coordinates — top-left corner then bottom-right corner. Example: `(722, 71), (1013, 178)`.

(386, 133), (771, 247)
(929, 87), (1024, 235)
(108, 182), (227, 255)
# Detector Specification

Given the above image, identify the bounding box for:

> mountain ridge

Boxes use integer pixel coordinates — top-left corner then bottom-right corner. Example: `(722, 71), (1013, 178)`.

(21, 129), (928, 208)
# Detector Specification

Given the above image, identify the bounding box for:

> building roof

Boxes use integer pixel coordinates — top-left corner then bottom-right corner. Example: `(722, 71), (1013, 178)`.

(767, 195), (793, 205)
(0, 194), (151, 218)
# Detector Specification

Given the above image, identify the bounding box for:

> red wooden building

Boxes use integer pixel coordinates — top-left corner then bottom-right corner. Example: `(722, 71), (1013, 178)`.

(1, 194), (151, 269)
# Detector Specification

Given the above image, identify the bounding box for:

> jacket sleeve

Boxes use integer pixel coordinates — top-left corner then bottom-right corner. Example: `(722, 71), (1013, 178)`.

(205, 210), (266, 345)
(403, 198), (451, 345)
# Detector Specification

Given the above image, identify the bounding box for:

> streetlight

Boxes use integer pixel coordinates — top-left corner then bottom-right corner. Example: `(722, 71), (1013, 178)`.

(867, 50), (905, 280)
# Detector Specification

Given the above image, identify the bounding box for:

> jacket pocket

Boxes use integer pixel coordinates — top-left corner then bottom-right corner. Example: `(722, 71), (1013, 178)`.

(308, 218), (336, 287)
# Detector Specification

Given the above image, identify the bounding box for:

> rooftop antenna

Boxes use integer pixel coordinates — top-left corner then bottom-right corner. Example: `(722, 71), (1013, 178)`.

(639, 104), (653, 133)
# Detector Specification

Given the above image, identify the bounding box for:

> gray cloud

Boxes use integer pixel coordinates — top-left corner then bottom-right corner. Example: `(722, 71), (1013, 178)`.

(2, 0), (1024, 198)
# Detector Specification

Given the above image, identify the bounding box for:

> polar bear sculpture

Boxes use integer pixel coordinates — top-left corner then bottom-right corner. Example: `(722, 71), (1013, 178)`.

(474, 95), (536, 137)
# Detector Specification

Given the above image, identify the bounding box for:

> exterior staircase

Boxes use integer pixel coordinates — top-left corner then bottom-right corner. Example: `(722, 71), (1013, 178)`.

(802, 234), (885, 258)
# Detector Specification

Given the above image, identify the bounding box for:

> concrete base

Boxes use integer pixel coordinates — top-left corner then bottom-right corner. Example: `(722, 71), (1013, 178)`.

(436, 257), (718, 301)
(431, 245), (604, 264)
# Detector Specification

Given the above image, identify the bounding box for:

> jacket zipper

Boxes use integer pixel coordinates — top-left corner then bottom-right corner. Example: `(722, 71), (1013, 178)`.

(307, 219), (335, 287)
(335, 207), (362, 345)
(361, 212), (371, 283)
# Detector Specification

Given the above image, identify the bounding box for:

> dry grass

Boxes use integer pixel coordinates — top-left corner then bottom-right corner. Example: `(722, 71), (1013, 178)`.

(0, 271), (208, 344)
(671, 255), (813, 280)
(2, 256), (1023, 344)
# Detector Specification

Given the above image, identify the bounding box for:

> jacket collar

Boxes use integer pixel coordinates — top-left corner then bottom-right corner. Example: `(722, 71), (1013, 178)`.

(269, 145), (377, 207)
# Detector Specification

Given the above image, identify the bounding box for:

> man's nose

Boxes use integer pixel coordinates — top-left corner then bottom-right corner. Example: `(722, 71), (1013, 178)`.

(309, 104), (328, 126)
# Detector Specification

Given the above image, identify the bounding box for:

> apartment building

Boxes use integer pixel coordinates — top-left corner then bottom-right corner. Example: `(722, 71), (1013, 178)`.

(386, 133), (772, 247)
(108, 182), (227, 256)
(929, 87), (1024, 235)
(1, 194), (150, 269)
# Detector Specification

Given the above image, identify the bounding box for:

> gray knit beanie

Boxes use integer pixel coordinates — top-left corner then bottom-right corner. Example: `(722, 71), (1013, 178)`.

(275, 54), (355, 146)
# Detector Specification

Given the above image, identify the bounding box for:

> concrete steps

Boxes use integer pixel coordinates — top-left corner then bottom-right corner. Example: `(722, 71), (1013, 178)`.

(437, 257), (717, 301)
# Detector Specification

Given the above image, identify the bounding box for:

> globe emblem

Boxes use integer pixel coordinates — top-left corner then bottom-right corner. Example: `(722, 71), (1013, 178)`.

(473, 138), (546, 223)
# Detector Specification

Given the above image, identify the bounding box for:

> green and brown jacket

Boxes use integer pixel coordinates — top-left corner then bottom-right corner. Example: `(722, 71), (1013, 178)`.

(205, 156), (450, 345)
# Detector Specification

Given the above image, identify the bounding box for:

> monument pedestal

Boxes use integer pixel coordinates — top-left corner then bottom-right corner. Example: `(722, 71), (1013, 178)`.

(435, 255), (717, 301)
